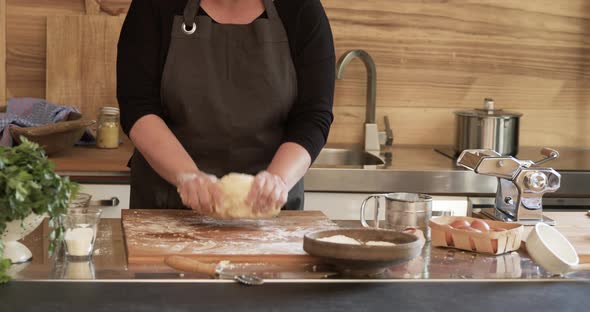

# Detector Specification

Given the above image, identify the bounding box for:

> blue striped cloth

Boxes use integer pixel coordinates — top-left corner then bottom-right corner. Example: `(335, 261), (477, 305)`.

(0, 98), (94, 147)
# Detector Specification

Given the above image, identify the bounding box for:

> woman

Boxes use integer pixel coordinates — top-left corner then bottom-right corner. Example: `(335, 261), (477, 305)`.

(117, 0), (335, 214)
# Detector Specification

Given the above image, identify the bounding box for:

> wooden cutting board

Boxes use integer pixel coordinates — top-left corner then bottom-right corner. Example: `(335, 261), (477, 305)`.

(122, 210), (340, 265)
(478, 211), (590, 263)
(46, 15), (125, 121)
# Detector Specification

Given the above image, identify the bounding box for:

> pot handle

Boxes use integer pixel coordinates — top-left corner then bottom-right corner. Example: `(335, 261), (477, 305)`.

(360, 195), (382, 228)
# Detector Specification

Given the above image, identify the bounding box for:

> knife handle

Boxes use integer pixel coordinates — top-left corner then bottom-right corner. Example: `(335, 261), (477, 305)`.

(164, 256), (218, 277)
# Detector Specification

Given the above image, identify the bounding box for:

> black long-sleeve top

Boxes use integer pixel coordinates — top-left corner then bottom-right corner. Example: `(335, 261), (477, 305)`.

(116, 0), (335, 161)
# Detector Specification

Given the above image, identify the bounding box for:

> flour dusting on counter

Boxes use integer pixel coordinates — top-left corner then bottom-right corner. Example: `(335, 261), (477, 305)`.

(122, 210), (339, 263)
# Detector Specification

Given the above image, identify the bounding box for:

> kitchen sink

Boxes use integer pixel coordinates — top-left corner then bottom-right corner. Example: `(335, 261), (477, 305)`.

(312, 148), (385, 168)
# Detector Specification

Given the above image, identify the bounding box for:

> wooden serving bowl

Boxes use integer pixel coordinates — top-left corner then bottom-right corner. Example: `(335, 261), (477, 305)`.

(303, 228), (423, 276)
(1, 106), (95, 155)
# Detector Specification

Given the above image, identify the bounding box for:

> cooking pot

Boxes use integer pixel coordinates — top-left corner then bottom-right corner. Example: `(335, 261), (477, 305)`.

(455, 98), (522, 156)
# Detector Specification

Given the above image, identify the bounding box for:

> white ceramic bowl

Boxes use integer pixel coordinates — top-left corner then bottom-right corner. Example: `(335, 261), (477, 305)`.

(526, 223), (590, 275)
(1, 213), (46, 263)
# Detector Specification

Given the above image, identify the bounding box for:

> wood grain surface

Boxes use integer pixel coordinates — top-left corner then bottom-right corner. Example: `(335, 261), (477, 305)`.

(122, 210), (339, 265)
(0, 0), (6, 105)
(3, 0), (590, 147)
(45, 15), (124, 120)
(5, 0), (84, 99)
(86, 0), (128, 16)
(324, 0), (590, 147)
(84, 0), (101, 15)
(50, 137), (133, 173)
(524, 211), (590, 263)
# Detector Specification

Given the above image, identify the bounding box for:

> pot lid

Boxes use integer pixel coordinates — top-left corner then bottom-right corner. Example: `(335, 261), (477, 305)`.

(455, 98), (522, 118)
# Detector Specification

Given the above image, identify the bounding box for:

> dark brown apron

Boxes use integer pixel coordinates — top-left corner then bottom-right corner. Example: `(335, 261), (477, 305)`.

(129, 0), (303, 210)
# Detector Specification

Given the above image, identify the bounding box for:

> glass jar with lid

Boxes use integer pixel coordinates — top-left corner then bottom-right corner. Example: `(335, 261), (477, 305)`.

(96, 107), (120, 149)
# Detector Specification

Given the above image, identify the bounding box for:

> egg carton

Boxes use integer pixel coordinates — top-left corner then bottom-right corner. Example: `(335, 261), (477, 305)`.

(430, 216), (523, 255)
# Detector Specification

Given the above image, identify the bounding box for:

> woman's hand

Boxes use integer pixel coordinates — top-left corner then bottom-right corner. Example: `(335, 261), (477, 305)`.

(246, 171), (288, 212)
(176, 171), (222, 215)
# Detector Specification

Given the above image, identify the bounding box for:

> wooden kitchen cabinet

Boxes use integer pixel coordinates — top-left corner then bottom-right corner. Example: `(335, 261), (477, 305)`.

(304, 192), (468, 220)
(79, 184), (130, 218)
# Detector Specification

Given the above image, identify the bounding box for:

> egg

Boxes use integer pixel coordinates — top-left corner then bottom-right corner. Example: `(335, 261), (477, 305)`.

(454, 225), (481, 233)
(470, 219), (491, 232)
(441, 224), (454, 246)
(454, 225), (481, 250)
(449, 219), (471, 229)
(403, 227), (417, 235)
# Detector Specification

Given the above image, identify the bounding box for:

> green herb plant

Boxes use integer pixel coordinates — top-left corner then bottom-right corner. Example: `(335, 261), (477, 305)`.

(0, 138), (78, 282)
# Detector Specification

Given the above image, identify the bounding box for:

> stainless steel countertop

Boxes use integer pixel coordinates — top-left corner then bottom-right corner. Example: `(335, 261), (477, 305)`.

(55, 145), (590, 196)
(305, 145), (590, 196)
(9, 219), (590, 282)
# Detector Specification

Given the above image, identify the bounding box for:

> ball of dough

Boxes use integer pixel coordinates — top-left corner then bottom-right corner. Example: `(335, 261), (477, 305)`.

(211, 173), (281, 219)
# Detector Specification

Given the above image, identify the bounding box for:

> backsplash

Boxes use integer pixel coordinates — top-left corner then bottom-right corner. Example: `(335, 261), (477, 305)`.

(2, 0), (589, 147)
(327, 0), (590, 147)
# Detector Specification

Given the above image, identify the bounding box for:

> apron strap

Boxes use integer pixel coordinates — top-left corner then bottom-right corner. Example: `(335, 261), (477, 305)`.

(183, 0), (202, 27)
(262, 0), (280, 21)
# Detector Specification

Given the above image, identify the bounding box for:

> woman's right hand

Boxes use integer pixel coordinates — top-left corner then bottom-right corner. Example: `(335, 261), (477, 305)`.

(176, 171), (222, 215)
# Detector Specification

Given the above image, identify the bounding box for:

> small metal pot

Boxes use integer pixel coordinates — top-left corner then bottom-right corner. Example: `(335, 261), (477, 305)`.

(455, 98), (522, 156)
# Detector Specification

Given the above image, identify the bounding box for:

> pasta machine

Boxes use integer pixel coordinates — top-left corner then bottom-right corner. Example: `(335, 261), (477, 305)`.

(457, 148), (561, 225)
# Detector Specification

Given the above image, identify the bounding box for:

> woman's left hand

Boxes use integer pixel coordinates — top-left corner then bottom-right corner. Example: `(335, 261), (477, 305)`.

(246, 171), (288, 212)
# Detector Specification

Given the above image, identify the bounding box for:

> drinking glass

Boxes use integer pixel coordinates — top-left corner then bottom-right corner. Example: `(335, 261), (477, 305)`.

(60, 208), (102, 260)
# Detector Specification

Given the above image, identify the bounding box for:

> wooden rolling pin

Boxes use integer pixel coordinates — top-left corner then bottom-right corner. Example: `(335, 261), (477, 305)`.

(164, 256), (220, 277)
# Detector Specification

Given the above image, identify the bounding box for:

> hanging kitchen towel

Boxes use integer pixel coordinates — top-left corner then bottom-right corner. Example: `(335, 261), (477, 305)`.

(0, 98), (94, 147)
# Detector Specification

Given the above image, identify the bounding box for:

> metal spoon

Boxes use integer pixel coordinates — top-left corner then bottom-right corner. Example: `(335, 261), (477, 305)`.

(232, 274), (264, 286)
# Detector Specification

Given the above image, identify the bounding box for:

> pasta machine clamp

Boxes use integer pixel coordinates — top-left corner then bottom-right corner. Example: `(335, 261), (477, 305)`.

(457, 148), (561, 225)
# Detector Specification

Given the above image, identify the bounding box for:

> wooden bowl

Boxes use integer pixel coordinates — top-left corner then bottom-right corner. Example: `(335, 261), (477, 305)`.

(1, 106), (95, 155)
(303, 228), (423, 276)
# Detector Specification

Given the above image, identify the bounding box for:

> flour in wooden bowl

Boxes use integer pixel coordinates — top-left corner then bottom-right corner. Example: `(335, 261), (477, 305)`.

(317, 235), (361, 245)
(317, 235), (397, 247)
(365, 241), (396, 246)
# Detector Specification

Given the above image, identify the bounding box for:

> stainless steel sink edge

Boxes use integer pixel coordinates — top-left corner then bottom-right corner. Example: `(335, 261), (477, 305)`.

(313, 148), (386, 168)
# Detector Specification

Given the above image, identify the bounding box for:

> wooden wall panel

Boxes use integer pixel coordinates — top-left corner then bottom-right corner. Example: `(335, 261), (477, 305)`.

(329, 106), (590, 147)
(2, 0), (590, 147)
(46, 15), (125, 119)
(5, 0), (130, 100)
(0, 0), (5, 105)
(323, 0), (590, 147)
(5, 0), (85, 100)
(5, 14), (46, 99)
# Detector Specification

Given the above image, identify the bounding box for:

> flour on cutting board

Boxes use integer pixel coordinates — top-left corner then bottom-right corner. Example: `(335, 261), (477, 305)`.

(122, 210), (339, 259)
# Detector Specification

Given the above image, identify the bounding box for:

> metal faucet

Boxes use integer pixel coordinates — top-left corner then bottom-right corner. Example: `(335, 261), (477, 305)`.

(336, 50), (392, 153)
